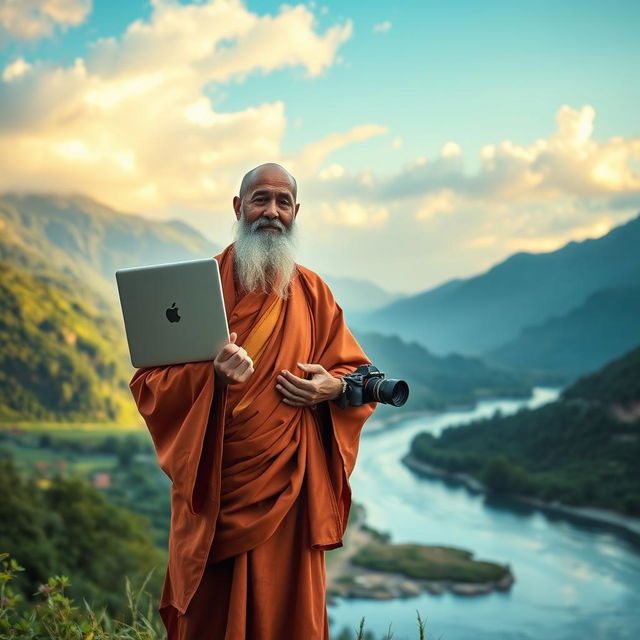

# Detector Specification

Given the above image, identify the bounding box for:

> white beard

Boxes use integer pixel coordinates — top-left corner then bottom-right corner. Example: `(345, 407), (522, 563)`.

(232, 214), (299, 299)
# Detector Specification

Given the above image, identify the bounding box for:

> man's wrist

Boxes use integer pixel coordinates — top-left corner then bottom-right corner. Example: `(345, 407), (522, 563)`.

(332, 376), (347, 402)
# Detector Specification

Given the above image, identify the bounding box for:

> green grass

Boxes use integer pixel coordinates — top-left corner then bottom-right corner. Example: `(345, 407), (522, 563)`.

(1, 552), (441, 640)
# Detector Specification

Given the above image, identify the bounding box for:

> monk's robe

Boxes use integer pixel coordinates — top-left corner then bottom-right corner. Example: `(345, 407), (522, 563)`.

(129, 242), (377, 639)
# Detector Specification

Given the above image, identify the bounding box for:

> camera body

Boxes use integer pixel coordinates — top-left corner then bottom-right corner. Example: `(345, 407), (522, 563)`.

(336, 364), (409, 409)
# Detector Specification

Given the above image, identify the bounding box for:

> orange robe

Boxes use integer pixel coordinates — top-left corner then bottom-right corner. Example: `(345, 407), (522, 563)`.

(129, 242), (376, 639)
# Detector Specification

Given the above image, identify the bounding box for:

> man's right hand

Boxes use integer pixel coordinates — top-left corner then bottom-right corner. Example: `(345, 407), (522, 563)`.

(213, 332), (255, 386)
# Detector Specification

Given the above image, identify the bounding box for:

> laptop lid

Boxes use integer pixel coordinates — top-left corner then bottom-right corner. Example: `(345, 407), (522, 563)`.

(115, 257), (229, 368)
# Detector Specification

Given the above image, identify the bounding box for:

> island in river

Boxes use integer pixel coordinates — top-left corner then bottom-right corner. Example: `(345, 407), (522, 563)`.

(326, 503), (514, 601)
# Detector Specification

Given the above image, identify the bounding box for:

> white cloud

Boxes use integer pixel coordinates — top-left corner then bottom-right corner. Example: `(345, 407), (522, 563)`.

(319, 200), (388, 227)
(0, 0), (91, 40)
(1, 3), (639, 295)
(415, 188), (457, 220)
(0, 0), (362, 226)
(296, 105), (640, 292)
(318, 163), (345, 180)
(441, 141), (461, 158)
(372, 20), (391, 34)
(287, 124), (387, 176)
(87, 1), (351, 81)
(375, 105), (640, 205)
(2, 56), (31, 80)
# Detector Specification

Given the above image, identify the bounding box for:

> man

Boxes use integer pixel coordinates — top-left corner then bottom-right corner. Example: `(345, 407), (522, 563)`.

(129, 163), (377, 639)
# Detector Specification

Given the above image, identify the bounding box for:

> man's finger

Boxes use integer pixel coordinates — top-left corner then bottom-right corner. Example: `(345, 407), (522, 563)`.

(276, 378), (310, 400)
(297, 363), (326, 374)
(278, 388), (309, 404)
(281, 370), (314, 390)
(282, 397), (307, 407)
(217, 343), (240, 362)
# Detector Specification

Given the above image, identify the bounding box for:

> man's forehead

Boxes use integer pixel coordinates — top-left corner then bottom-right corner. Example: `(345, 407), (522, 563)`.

(249, 185), (294, 197)
(248, 177), (295, 198)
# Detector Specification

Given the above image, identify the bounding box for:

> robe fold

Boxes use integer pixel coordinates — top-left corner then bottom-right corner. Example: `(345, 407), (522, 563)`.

(129, 242), (376, 638)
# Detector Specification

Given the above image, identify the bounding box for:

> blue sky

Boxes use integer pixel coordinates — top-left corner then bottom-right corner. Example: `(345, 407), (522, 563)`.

(5, 0), (638, 173)
(1, 0), (639, 292)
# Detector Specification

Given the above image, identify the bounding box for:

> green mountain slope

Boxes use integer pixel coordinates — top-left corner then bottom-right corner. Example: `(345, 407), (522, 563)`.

(0, 192), (222, 304)
(0, 192), (224, 424)
(0, 261), (138, 423)
(561, 341), (640, 409)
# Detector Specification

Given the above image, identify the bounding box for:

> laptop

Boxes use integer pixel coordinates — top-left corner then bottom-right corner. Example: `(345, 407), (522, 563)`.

(115, 257), (229, 368)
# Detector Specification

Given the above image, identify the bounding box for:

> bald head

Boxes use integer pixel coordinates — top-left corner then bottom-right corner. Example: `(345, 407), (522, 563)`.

(238, 163), (297, 202)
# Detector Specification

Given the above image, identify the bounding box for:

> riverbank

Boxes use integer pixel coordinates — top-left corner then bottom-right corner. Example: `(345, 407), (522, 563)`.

(363, 386), (549, 434)
(402, 452), (640, 544)
(326, 505), (514, 602)
(364, 408), (442, 434)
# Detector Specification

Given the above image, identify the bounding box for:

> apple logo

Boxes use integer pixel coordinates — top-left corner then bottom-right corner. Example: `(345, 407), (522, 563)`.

(166, 302), (181, 323)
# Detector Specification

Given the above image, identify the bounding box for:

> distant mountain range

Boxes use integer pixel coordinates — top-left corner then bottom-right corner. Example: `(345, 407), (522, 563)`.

(354, 212), (640, 383)
(318, 274), (406, 315)
(355, 331), (530, 422)
(1, 192), (526, 424)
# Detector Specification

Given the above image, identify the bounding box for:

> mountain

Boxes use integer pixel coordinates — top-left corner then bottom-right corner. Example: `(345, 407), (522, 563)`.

(0, 191), (532, 424)
(407, 344), (640, 516)
(352, 331), (532, 421)
(484, 283), (640, 379)
(0, 192), (223, 424)
(0, 192), (222, 304)
(0, 260), (138, 423)
(320, 273), (406, 315)
(356, 212), (640, 359)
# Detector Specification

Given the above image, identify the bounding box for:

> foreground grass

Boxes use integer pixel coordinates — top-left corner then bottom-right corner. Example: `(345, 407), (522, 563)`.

(1, 553), (441, 640)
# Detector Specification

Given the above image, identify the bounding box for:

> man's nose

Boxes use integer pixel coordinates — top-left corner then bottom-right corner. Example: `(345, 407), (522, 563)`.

(264, 198), (279, 218)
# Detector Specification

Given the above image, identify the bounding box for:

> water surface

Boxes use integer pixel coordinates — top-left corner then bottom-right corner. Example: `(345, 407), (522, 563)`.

(328, 388), (640, 640)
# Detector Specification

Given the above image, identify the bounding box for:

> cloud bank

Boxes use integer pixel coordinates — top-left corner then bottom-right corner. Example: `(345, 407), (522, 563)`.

(0, 1), (639, 292)
(0, 0), (367, 222)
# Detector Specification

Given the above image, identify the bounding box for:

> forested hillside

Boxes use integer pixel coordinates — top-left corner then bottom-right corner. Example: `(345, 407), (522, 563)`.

(408, 344), (640, 515)
(0, 261), (138, 423)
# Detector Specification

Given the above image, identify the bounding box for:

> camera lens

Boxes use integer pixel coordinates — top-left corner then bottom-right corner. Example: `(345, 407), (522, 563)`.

(366, 378), (409, 407)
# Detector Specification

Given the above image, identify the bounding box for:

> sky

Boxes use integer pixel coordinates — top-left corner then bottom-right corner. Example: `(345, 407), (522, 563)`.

(1, 0), (639, 294)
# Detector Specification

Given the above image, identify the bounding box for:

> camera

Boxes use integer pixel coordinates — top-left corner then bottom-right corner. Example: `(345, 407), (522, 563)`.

(337, 364), (409, 409)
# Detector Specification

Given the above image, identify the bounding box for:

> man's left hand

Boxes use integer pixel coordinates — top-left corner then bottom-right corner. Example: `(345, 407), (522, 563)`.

(276, 363), (342, 407)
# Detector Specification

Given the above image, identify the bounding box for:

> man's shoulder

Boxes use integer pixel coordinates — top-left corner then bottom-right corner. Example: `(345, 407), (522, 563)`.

(295, 263), (338, 304)
(295, 262), (322, 282)
(296, 263), (331, 290)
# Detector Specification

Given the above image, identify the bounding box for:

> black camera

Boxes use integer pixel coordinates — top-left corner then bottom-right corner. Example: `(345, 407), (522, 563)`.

(337, 364), (409, 409)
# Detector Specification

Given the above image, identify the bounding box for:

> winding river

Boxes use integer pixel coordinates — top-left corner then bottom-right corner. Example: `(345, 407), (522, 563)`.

(327, 388), (640, 640)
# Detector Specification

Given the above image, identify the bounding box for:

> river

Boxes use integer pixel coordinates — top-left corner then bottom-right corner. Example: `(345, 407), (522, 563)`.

(327, 388), (640, 640)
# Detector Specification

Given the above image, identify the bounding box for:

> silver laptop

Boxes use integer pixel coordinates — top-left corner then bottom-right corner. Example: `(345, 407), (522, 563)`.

(115, 257), (229, 368)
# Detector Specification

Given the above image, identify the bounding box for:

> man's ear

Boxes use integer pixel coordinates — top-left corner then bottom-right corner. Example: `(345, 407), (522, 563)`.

(294, 202), (300, 218)
(233, 195), (241, 220)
